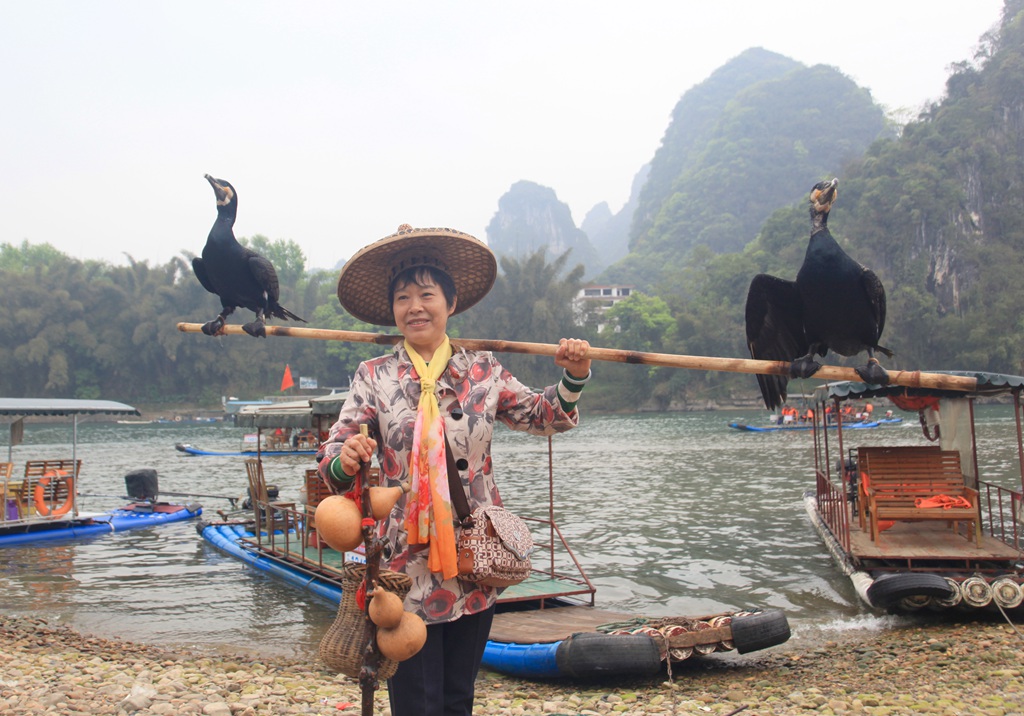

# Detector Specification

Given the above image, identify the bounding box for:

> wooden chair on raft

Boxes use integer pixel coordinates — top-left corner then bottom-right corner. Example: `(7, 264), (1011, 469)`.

(20, 459), (82, 518)
(857, 446), (981, 543)
(244, 459), (296, 536)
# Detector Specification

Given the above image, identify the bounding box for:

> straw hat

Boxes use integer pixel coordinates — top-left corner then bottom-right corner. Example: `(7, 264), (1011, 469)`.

(337, 224), (498, 326)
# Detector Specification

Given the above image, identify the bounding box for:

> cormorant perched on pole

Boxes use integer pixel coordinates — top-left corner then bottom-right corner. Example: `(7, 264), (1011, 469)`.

(192, 175), (306, 337)
(744, 178), (892, 411)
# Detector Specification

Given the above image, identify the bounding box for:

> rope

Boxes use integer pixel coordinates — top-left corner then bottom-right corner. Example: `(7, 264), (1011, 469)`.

(994, 598), (1024, 642)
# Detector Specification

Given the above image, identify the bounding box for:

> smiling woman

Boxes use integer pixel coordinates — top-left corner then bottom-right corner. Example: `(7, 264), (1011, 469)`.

(318, 224), (593, 716)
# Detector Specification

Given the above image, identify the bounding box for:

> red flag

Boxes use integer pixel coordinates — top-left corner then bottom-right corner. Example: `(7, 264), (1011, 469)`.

(280, 364), (294, 391)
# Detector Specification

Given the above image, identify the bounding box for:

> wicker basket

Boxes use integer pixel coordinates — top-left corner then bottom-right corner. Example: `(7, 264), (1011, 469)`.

(318, 562), (413, 679)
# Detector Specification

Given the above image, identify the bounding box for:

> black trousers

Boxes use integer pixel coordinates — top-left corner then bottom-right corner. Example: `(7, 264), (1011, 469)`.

(387, 606), (495, 716)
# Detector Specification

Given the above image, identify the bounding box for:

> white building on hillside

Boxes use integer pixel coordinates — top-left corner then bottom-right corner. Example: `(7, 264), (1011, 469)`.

(574, 284), (635, 330)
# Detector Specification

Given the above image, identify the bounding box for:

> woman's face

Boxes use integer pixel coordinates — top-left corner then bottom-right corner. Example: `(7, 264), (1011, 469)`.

(392, 274), (456, 359)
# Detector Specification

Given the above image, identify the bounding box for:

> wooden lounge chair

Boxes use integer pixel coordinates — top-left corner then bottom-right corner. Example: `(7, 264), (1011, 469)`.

(858, 446), (981, 543)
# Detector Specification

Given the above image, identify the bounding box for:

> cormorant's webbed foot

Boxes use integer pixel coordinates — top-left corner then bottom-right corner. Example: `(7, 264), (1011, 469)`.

(855, 358), (889, 385)
(242, 319), (266, 338)
(201, 316), (226, 336)
(790, 355), (822, 380)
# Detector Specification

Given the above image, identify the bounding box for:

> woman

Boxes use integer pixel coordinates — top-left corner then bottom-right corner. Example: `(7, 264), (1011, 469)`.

(317, 225), (591, 716)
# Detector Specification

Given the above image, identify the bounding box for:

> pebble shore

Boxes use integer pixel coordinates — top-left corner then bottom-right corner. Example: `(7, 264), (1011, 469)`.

(1, 614), (1022, 715)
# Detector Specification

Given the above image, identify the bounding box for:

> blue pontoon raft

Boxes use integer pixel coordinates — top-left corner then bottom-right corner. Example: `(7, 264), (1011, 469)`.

(0, 398), (202, 547)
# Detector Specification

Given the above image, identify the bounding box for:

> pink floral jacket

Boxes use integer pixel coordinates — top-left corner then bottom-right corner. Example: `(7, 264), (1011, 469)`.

(317, 343), (580, 624)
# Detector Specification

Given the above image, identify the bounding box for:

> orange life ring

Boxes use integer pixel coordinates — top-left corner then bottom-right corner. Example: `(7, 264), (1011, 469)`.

(34, 470), (74, 517)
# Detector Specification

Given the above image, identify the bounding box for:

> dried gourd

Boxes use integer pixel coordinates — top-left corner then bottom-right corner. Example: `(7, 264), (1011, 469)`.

(368, 588), (405, 629)
(314, 495), (363, 552)
(376, 612), (427, 662)
(368, 485), (406, 520)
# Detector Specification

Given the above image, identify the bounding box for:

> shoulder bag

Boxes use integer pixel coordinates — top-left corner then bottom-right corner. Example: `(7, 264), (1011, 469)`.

(444, 434), (533, 587)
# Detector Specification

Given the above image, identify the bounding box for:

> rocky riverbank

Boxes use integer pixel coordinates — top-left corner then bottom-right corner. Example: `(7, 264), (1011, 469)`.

(0, 614), (1022, 715)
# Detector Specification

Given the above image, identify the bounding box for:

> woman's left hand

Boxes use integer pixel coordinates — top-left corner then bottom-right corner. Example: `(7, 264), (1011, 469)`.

(555, 338), (591, 378)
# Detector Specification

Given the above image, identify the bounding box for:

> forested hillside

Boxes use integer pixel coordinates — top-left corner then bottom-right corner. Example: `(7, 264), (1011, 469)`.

(604, 48), (890, 290)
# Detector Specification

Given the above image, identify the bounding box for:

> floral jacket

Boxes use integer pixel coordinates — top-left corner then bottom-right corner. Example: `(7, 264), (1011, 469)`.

(317, 343), (580, 624)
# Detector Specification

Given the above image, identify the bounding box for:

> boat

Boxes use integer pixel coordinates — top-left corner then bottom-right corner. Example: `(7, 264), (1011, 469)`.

(0, 501), (202, 547)
(728, 419), (883, 432)
(198, 450), (792, 680)
(222, 397), (274, 415)
(177, 393), (350, 458)
(175, 443), (317, 457)
(0, 399), (203, 546)
(802, 371), (1024, 614)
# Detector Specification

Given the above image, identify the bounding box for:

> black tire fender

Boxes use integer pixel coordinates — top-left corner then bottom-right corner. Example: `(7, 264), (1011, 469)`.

(729, 610), (792, 654)
(866, 572), (953, 609)
(554, 632), (662, 678)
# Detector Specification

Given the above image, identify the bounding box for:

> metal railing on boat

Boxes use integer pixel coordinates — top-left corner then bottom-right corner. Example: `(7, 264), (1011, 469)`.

(239, 439), (597, 610)
(239, 499), (596, 609)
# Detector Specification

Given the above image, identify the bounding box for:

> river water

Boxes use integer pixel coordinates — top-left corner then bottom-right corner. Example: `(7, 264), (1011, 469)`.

(2, 405), (1021, 661)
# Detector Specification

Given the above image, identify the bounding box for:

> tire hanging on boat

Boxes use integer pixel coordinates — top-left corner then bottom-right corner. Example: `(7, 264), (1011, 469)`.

(865, 573), (953, 610)
(33, 470), (73, 517)
(554, 632), (662, 678)
(728, 610), (792, 654)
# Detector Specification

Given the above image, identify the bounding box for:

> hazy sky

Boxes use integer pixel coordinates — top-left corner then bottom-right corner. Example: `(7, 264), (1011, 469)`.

(1, 1), (1004, 271)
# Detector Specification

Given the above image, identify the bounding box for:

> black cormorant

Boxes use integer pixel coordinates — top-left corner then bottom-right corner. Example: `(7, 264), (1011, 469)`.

(744, 178), (892, 410)
(192, 175), (306, 337)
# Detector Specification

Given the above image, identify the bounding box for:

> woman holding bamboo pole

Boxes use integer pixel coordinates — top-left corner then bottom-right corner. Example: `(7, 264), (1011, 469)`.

(316, 225), (591, 716)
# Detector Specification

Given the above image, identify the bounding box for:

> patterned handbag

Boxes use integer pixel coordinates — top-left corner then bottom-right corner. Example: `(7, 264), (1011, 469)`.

(456, 505), (533, 587)
(444, 434), (533, 587)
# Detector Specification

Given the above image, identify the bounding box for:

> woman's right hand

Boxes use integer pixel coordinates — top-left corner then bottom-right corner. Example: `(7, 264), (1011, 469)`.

(339, 434), (378, 476)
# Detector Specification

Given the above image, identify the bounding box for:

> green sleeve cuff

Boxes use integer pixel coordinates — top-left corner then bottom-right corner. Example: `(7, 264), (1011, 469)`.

(557, 369), (591, 413)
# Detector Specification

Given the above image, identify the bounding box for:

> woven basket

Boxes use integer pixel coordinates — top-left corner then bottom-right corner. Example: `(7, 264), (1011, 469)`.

(318, 563), (413, 679)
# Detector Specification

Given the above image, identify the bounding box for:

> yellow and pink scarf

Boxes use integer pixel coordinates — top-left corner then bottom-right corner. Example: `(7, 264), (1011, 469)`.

(404, 337), (458, 579)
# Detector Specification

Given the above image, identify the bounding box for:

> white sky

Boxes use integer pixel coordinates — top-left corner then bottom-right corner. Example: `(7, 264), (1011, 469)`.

(0, 1), (1004, 271)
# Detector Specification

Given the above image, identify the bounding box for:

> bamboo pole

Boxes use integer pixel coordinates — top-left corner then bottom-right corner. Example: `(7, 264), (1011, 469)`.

(176, 322), (978, 392)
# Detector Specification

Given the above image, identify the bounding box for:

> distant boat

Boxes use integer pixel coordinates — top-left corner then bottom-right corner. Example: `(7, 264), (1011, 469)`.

(728, 419), (885, 432)
(175, 442), (316, 457)
(222, 398), (274, 415)
(177, 392), (352, 457)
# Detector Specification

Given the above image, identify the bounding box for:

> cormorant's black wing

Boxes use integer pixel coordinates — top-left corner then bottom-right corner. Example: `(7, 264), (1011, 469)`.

(745, 274), (809, 411)
(246, 252), (281, 302)
(243, 249), (306, 323)
(191, 257), (218, 296)
(861, 267), (887, 343)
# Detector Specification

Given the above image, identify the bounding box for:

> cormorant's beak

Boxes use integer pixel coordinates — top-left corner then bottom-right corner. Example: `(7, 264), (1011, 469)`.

(205, 174), (233, 206)
(811, 178), (839, 211)
(819, 178), (838, 204)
